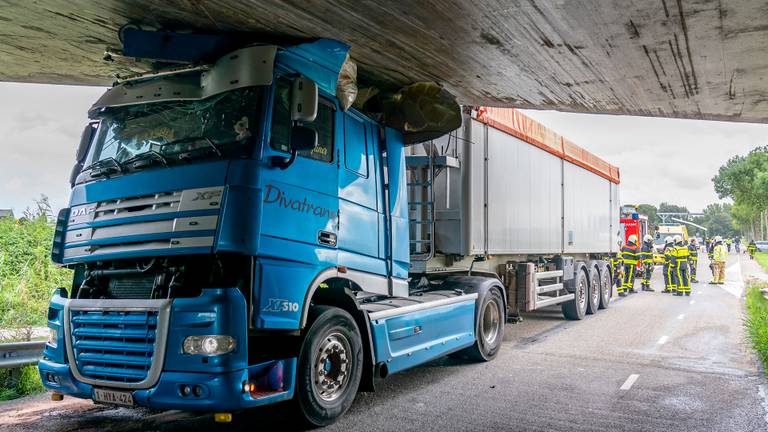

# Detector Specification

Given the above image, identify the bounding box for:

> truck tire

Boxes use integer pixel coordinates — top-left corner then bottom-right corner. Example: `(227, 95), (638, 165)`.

(455, 287), (505, 361)
(598, 263), (611, 309)
(294, 305), (363, 427)
(586, 267), (600, 315)
(562, 269), (588, 320)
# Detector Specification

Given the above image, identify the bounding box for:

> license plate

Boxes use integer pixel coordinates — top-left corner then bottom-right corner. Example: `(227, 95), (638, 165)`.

(93, 388), (134, 406)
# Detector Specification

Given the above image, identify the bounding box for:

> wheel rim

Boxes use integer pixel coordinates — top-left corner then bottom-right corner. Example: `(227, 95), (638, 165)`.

(602, 273), (610, 299)
(578, 278), (587, 310)
(591, 275), (599, 305)
(312, 332), (352, 402)
(482, 298), (500, 345)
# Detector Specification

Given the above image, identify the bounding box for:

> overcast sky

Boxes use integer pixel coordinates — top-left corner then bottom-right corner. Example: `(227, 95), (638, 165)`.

(1, 82), (767, 214)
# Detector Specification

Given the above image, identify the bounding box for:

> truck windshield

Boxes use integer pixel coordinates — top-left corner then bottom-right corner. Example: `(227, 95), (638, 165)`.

(82, 87), (263, 178)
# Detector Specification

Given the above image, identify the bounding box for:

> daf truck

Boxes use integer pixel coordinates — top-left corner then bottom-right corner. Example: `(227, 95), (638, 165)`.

(39, 34), (620, 426)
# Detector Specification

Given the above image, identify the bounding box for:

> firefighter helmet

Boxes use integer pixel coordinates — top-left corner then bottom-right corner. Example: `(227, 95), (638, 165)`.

(674, 235), (683, 243)
(644, 234), (653, 243)
(664, 236), (673, 244)
(628, 234), (638, 244)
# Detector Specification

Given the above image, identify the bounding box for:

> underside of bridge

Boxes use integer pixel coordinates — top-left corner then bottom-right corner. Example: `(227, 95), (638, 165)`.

(1, 1), (767, 122)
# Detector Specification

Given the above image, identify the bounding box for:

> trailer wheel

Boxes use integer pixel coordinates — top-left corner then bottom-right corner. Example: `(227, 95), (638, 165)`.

(562, 270), (588, 320)
(598, 264), (611, 309)
(294, 305), (363, 427)
(456, 287), (505, 361)
(586, 268), (600, 315)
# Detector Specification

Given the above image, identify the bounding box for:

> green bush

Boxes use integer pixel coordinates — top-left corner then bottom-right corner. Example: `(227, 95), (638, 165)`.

(745, 284), (768, 370)
(0, 366), (45, 401)
(0, 214), (71, 329)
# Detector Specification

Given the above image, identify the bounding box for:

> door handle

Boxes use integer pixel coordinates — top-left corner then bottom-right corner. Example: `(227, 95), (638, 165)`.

(318, 230), (337, 247)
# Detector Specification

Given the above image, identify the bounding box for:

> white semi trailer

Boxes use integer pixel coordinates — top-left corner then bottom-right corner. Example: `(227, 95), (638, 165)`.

(407, 107), (621, 320)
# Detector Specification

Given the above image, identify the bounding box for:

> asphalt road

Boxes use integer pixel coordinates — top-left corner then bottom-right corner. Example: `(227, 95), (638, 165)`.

(2, 251), (766, 431)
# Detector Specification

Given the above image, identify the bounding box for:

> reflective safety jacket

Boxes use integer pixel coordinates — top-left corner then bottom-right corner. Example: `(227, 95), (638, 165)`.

(620, 242), (640, 265)
(748, 242), (757, 252)
(687, 244), (699, 262)
(663, 244), (676, 266)
(713, 243), (728, 262)
(640, 242), (654, 265)
(675, 243), (690, 266)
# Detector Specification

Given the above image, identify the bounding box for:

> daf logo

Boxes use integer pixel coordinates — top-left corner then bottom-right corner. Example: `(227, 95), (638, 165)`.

(192, 190), (223, 201)
(70, 206), (95, 217)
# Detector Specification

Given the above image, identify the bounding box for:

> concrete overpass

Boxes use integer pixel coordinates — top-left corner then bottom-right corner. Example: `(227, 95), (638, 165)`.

(0, 1), (766, 122)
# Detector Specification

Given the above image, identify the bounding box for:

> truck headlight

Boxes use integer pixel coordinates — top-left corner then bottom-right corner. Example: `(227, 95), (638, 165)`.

(47, 328), (58, 348)
(182, 335), (236, 355)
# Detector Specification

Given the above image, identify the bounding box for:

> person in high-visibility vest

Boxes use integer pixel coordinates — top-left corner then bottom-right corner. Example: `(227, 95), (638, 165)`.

(725, 237), (733, 253)
(674, 235), (690, 296)
(688, 238), (699, 283)
(710, 236), (728, 284)
(748, 240), (757, 260)
(640, 234), (654, 291)
(610, 239), (624, 291)
(662, 236), (677, 293)
(619, 234), (641, 296)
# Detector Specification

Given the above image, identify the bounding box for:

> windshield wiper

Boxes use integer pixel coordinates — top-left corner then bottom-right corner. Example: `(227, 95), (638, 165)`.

(122, 150), (169, 169)
(85, 157), (125, 178)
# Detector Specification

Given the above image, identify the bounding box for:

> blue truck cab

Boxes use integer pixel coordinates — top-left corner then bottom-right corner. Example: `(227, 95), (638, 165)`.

(39, 37), (506, 426)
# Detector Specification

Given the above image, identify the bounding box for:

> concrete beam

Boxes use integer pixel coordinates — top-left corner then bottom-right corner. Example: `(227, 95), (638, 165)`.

(0, 1), (766, 122)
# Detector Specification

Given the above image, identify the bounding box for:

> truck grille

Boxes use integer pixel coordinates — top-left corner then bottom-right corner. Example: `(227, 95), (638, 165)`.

(70, 310), (159, 384)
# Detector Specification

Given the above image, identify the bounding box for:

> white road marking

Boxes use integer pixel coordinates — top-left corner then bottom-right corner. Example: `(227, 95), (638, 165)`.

(677, 314), (685, 320)
(697, 290), (702, 294)
(657, 335), (669, 345)
(689, 300), (696, 305)
(620, 374), (640, 390)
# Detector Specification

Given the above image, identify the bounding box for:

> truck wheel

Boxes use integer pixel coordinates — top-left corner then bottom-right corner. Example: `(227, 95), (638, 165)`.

(562, 270), (588, 320)
(456, 287), (505, 362)
(586, 268), (600, 315)
(598, 264), (611, 309)
(294, 305), (363, 427)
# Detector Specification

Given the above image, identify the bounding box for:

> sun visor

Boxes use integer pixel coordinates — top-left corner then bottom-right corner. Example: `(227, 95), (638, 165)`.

(89, 45), (276, 116)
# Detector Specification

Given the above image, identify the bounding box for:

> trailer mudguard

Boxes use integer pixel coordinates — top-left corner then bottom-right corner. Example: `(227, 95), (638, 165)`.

(439, 275), (508, 319)
(564, 261), (588, 293)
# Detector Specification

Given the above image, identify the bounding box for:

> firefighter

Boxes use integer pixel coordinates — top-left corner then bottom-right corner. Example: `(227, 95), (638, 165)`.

(710, 236), (728, 284)
(662, 236), (677, 293)
(620, 234), (640, 296)
(611, 240), (624, 291)
(706, 237), (715, 277)
(748, 240), (757, 260)
(674, 235), (690, 296)
(725, 237), (732, 253)
(688, 238), (699, 283)
(640, 234), (654, 291)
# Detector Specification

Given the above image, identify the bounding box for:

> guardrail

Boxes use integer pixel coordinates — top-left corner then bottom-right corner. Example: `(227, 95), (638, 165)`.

(0, 341), (46, 369)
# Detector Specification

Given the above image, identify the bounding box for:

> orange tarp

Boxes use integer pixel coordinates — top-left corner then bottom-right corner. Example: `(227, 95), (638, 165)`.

(474, 107), (620, 184)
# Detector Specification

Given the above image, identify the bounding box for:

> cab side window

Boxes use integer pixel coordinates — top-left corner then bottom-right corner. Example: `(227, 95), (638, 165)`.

(270, 77), (334, 162)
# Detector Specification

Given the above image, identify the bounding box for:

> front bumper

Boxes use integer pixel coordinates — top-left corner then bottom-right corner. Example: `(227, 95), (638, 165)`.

(39, 357), (296, 411)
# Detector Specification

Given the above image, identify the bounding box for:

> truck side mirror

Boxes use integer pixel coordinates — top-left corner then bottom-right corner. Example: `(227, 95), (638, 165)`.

(290, 77), (318, 122)
(76, 122), (98, 163)
(290, 125), (317, 152)
(70, 122), (98, 187)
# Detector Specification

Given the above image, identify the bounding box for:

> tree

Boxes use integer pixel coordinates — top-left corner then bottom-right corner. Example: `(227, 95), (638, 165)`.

(637, 204), (660, 226)
(658, 202), (689, 214)
(712, 146), (768, 240)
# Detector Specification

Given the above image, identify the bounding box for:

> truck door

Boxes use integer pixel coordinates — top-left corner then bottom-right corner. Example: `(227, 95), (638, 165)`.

(337, 111), (386, 275)
(260, 77), (339, 267)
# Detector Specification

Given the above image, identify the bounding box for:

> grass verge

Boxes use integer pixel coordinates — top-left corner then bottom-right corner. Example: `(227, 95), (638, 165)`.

(0, 365), (44, 401)
(745, 282), (768, 370)
(755, 252), (768, 273)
